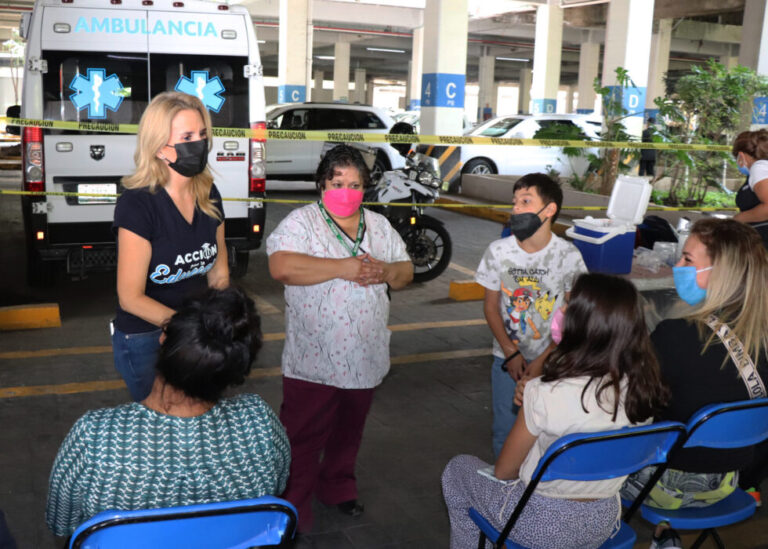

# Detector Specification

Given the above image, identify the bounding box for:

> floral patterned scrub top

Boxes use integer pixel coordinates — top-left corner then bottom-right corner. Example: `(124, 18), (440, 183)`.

(266, 203), (410, 389)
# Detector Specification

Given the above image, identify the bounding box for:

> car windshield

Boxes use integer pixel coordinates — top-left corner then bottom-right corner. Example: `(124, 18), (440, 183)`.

(475, 117), (524, 137)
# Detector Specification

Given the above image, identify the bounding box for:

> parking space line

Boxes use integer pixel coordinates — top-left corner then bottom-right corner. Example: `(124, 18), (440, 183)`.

(0, 348), (491, 399)
(247, 292), (282, 316)
(448, 262), (476, 278)
(0, 319), (488, 359)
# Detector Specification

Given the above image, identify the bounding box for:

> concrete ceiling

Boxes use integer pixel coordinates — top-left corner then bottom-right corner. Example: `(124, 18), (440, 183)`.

(0, 0), (750, 86)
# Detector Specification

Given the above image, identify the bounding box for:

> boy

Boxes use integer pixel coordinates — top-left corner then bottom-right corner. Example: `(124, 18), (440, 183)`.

(475, 173), (587, 457)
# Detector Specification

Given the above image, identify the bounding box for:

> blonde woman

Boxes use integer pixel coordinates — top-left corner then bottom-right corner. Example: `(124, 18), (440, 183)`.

(622, 218), (768, 547)
(111, 92), (229, 402)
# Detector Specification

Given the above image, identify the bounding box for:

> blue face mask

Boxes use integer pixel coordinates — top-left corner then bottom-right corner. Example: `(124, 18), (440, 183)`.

(739, 165), (750, 177)
(673, 265), (713, 306)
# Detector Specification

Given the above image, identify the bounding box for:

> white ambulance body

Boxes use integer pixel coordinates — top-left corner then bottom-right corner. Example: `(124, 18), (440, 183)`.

(20, 0), (266, 285)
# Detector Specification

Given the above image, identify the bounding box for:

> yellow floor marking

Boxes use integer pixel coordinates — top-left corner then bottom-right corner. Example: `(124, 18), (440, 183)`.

(247, 292), (281, 315)
(0, 348), (492, 399)
(0, 319), (487, 359)
(448, 262), (476, 278)
(449, 281), (486, 302)
(0, 303), (61, 331)
(0, 345), (112, 360)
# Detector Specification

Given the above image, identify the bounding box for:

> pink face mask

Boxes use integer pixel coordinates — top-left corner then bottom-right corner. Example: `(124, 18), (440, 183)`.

(550, 306), (566, 345)
(322, 188), (364, 217)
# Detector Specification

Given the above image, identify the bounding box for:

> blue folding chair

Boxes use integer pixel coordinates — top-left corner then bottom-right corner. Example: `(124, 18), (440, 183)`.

(623, 398), (768, 549)
(68, 495), (297, 549)
(468, 421), (686, 549)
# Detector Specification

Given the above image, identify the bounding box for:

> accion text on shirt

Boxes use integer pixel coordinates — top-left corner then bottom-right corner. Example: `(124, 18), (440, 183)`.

(150, 242), (217, 285)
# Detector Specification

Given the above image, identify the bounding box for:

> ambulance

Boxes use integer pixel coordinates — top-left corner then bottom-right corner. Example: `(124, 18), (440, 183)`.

(19, 0), (267, 285)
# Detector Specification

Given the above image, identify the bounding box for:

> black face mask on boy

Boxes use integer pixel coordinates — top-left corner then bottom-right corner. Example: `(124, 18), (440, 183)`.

(508, 204), (550, 242)
(164, 139), (208, 177)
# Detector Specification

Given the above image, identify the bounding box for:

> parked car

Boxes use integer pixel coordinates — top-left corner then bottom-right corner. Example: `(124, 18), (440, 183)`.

(456, 113), (602, 187)
(392, 110), (473, 134)
(266, 102), (405, 180)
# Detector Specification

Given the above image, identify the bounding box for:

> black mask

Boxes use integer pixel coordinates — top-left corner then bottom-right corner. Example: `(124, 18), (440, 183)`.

(165, 139), (208, 177)
(509, 205), (549, 241)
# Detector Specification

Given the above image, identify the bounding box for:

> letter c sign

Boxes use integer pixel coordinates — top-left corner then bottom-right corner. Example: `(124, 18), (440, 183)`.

(446, 82), (456, 99)
(291, 89), (300, 102)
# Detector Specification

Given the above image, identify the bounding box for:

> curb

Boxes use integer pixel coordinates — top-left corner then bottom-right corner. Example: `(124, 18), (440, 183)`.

(0, 303), (61, 331)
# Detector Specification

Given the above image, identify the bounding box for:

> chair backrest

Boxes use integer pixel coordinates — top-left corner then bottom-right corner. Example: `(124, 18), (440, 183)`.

(532, 421), (687, 484)
(682, 397), (768, 450)
(69, 496), (297, 549)
(495, 421), (685, 544)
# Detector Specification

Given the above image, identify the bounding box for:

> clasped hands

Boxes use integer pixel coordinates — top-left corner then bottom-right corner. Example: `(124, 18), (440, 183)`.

(342, 253), (390, 286)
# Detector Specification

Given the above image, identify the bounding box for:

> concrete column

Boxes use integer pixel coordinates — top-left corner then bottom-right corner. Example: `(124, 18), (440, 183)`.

(354, 68), (366, 104)
(420, 0), (468, 136)
(333, 41), (351, 103)
(566, 85), (576, 113)
(477, 52), (495, 120)
(531, 0), (563, 114)
(492, 82), (500, 114)
(740, 0), (768, 125)
(602, 0), (654, 139)
(278, 0), (310, 103)
(312, 70), (325, 102)
(408, 26), (424, 110)
(720, 45), (739, 70)
(366, 77), (375, 105)
(646, 18), (672, 120)
(518, 68), (532, 114)
(576, 31), (599, 114)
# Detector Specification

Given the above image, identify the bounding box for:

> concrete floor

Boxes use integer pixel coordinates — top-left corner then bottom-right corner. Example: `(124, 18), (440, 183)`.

(0, 174), (766, 548)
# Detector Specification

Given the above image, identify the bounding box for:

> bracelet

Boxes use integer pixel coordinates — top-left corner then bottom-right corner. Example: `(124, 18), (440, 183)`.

(500, 350), (521, 372)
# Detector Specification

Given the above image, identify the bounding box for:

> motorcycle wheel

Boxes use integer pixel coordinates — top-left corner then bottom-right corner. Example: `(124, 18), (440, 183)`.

(399, 214), (452, 283)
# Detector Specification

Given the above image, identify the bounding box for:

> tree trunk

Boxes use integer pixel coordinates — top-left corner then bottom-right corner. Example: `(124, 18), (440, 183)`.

(599, 149), (620, 195)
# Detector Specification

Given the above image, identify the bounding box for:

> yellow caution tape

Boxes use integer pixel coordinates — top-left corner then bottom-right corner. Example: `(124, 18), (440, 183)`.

(0, 189), (739, 211)
(0, 116), (731, 152)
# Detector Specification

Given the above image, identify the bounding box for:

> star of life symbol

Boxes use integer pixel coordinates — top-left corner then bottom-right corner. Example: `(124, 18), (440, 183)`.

(175, 71), (226, 113)
(69, 68), (125, 119)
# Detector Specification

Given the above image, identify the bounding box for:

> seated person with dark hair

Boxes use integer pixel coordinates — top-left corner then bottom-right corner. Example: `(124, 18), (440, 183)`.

(45, 288), (290, 537)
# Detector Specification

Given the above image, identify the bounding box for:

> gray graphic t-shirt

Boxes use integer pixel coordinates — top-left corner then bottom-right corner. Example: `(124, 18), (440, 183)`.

(475, 234), (587, 360)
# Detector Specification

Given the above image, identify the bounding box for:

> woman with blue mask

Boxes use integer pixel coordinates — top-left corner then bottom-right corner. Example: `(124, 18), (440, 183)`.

(622, 218), (768, 548)
(732, 130), (768, 249)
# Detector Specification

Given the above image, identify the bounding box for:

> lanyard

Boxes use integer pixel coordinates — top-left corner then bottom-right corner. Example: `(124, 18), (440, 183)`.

(318, 201), (365, 257)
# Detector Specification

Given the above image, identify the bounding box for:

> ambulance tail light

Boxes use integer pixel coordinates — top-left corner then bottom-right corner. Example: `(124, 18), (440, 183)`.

(22, 126), (44, 194)
(249, 122), (266, 194)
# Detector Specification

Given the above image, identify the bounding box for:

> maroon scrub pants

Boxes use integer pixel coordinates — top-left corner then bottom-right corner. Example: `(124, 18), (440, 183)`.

(279, 376), (375, 531)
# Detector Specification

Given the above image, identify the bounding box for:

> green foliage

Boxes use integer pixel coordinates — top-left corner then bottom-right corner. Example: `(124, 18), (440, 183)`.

(533, 123), (590, 190)
(591, 67), (643, 194)
(651, 189), (736, 209)
(654, 59), (768, 206)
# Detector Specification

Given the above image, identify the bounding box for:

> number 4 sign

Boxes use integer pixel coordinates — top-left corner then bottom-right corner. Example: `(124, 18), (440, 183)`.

(421, 73), (465, 109)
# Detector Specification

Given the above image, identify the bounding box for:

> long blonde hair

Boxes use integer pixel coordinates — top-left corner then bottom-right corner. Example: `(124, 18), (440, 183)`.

(122, 92), (221, 221)
(687, 218), (768, 364)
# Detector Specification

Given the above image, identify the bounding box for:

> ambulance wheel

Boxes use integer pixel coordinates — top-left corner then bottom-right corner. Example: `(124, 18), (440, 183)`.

(231, 250), (250, 279)
(462, 157), (495, 176)
(26, 249), (56, 288)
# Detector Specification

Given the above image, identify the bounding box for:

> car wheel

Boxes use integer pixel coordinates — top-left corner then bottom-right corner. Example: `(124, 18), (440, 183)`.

(463, 158), (495, 176)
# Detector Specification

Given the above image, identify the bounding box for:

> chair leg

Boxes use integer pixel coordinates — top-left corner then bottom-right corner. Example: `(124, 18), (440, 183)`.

(477, 532), (486, 549)
(711, 529), (725, 549)
(689, 529), (712, 549)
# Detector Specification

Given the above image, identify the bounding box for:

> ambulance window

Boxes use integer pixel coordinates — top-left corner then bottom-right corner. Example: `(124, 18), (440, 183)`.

(150, 54), (249, 129)
(351, 110), (387, 129)
(41, 51), (149, 127)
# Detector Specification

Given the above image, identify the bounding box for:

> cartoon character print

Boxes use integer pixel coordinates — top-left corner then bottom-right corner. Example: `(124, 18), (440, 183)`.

(534, 292), (557, 321)
(501, 283), (542, 341)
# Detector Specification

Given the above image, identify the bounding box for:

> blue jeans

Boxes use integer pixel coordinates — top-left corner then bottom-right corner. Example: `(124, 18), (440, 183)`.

(111, 323), (162, 402)
(491, 355), (519, 458)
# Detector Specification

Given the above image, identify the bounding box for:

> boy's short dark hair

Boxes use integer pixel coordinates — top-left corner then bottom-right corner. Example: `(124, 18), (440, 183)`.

(512, 173), (563, 224)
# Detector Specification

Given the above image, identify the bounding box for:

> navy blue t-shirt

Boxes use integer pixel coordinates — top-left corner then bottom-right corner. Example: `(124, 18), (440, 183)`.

(113, 184), (224, 333)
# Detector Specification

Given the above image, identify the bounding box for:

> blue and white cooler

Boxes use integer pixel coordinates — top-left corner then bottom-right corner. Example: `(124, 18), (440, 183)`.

(565, 176), (652, 274)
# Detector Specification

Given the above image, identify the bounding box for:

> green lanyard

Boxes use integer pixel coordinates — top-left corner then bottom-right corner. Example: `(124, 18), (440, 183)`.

(318, 201), (365, 257)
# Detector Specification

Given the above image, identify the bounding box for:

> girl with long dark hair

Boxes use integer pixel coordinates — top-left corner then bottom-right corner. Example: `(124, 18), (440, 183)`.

(442, 273), (668, 548)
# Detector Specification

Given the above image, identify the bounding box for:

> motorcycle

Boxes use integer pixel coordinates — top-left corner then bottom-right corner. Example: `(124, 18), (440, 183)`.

(363, 149), (453, 283)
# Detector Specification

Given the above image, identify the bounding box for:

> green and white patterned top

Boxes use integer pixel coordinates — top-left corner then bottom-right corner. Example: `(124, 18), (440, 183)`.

(46, 393), (290, 536)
